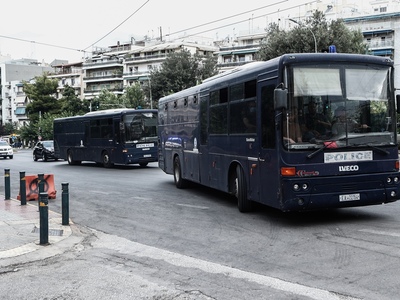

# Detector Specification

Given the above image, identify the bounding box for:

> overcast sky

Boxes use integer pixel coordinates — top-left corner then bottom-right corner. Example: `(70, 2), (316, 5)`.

(0, 0), (324, 63)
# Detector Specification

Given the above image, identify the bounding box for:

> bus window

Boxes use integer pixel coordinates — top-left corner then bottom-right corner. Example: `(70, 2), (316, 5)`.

(209, 104), (228, 134)
(123, 112), (157, 143)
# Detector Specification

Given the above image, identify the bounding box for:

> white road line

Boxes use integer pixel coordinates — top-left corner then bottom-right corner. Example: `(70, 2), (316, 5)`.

(359, 229), (400, 237)
(176, 203), (209, 209)
(95, 231), (359, 300)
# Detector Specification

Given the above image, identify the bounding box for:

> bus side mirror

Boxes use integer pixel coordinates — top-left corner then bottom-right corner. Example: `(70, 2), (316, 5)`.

(397, 94), (400, 114)
(274, 88), (288, 110)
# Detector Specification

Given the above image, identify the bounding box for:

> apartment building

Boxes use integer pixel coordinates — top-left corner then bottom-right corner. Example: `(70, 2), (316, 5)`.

(123, 40), (217, 86)
(215, 29), (265, 73)
(49, 61), (84, 100)
(0, 59), (53, 129)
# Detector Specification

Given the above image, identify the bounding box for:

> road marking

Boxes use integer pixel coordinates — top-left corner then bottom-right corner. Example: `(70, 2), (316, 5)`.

(359, 229), (400, 237)
(176, 203), (209, 210)
(95, 231), (359, 300)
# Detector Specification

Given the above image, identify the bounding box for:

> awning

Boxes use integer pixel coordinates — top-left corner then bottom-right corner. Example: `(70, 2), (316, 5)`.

(232, 49), (258, 55)
(15, 107), (26, 115)
(372, 49), (393, 56)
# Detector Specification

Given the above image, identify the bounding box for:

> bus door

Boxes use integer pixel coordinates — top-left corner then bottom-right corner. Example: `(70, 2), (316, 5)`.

(257, 81), (280, 208)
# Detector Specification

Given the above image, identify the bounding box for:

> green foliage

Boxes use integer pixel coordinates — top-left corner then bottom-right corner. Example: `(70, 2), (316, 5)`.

(1, 122), (18, 135)
(150, 50), (217, 101)
(59, 85), (88, 115)
(91, 89), (124, 111)
(19, 111), (74, 142)
(257, 10), (368, 61)
(121, 83), (146, 108)
(23, 74), (61, 123)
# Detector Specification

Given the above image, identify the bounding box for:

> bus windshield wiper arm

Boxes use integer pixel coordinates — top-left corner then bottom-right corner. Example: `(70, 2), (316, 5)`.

(306, 140), (335, 159)
(307, 135), (367, 159)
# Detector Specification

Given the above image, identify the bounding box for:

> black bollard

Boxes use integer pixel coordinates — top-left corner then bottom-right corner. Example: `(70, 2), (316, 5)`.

(61, 183), (69, 225)
(39, 192), (49, 245)
(19, 171), (26, 205)
(4, 169), (10, 200)
(38, 173), (44, 209)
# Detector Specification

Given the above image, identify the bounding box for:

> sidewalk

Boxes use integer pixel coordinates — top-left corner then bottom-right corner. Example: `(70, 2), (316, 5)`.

(0, 196), (84, 267)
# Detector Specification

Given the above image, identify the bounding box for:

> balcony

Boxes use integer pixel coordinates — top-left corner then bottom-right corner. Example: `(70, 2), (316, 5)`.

(123, 71), (150, 80)
(83, 60), (123, 69)
(125, 53), (167, 63)
(83, 74), (124, 82)
(366, 39), (394, 49)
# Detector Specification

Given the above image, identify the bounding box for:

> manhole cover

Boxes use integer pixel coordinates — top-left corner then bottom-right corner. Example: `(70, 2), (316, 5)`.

(32, 226), (63, 236)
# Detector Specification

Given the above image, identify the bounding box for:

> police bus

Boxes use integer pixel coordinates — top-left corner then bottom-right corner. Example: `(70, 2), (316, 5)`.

(54, 108), (158, 167)
(158, 53), (400, 212)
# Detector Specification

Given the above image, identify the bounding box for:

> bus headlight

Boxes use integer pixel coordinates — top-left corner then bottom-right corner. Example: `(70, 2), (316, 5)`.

(293, 184), (300, 191)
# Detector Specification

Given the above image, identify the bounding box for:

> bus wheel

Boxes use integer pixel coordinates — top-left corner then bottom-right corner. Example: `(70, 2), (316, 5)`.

(173, 156), (188, 189)
(67, 150), (81, 165)
(234, 165), (253, 213)
(67, 150), (74, 165)
(102, 151), (113, 168)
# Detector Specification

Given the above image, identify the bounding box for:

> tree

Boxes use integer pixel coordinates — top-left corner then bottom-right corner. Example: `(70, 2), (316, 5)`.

(1, 122), (18, 135)
(122, 83), (146, 108)
(150, 50), (218, 102)
(59, 85), (87, 115)
(19, 111), (73, 143)
(23, 74), (61, 123)
(257, 10), (368, 61)
(92, 89), (124, 111)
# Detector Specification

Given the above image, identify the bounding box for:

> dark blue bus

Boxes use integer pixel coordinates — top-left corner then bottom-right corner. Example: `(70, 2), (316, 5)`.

(54, 108), (158, 167)
(158, 53), (400, 212)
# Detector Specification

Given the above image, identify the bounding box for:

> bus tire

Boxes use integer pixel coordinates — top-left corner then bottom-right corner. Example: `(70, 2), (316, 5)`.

(174, 156), (188, 189)
(102, 151), (113, 168)
(67, 150), (74, 165)
(234, 165), (253, 213)
(67, 150), (81, 165)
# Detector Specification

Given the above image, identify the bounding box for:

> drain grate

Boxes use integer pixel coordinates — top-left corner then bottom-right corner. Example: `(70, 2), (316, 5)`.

(32, 226), (63, 236)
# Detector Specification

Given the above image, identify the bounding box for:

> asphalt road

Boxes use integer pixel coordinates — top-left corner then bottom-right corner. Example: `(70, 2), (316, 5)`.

(1, 149), (400, 300)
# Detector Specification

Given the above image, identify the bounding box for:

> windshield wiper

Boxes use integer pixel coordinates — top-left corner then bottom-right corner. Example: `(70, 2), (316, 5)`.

(307, 135), (367, 159)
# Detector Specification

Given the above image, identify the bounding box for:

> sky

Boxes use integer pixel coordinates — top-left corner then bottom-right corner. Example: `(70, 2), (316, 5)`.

(0, 0), (330, 63)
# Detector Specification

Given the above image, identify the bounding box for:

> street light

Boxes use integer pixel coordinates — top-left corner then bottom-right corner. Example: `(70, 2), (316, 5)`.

(289, 18), (317, 53)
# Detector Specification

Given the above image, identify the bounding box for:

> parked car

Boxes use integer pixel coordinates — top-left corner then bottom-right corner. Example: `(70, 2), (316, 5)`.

(33, 140), (57, 161)
(0, 140), (13, 159)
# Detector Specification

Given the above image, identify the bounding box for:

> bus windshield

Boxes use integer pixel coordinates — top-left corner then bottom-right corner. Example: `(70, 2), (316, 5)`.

(284, 64), (394, 150)
(123, 112), (157, 143)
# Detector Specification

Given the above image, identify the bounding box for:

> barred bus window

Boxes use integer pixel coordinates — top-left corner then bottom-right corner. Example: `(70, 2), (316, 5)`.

(210, 87), (228, 105)
(244, 79), (256, 98)
(230, 83), (244, 101)
(209, 104), (228, 134)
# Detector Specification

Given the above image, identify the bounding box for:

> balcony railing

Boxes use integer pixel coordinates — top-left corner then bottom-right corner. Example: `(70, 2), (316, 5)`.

(83, 74), (124, 81)
(366, 39), (394, 49)
(125, 54), (167, 62)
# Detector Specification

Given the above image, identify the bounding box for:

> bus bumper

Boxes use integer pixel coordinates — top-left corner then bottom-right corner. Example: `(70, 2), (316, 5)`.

(281, 172), (400, 211)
